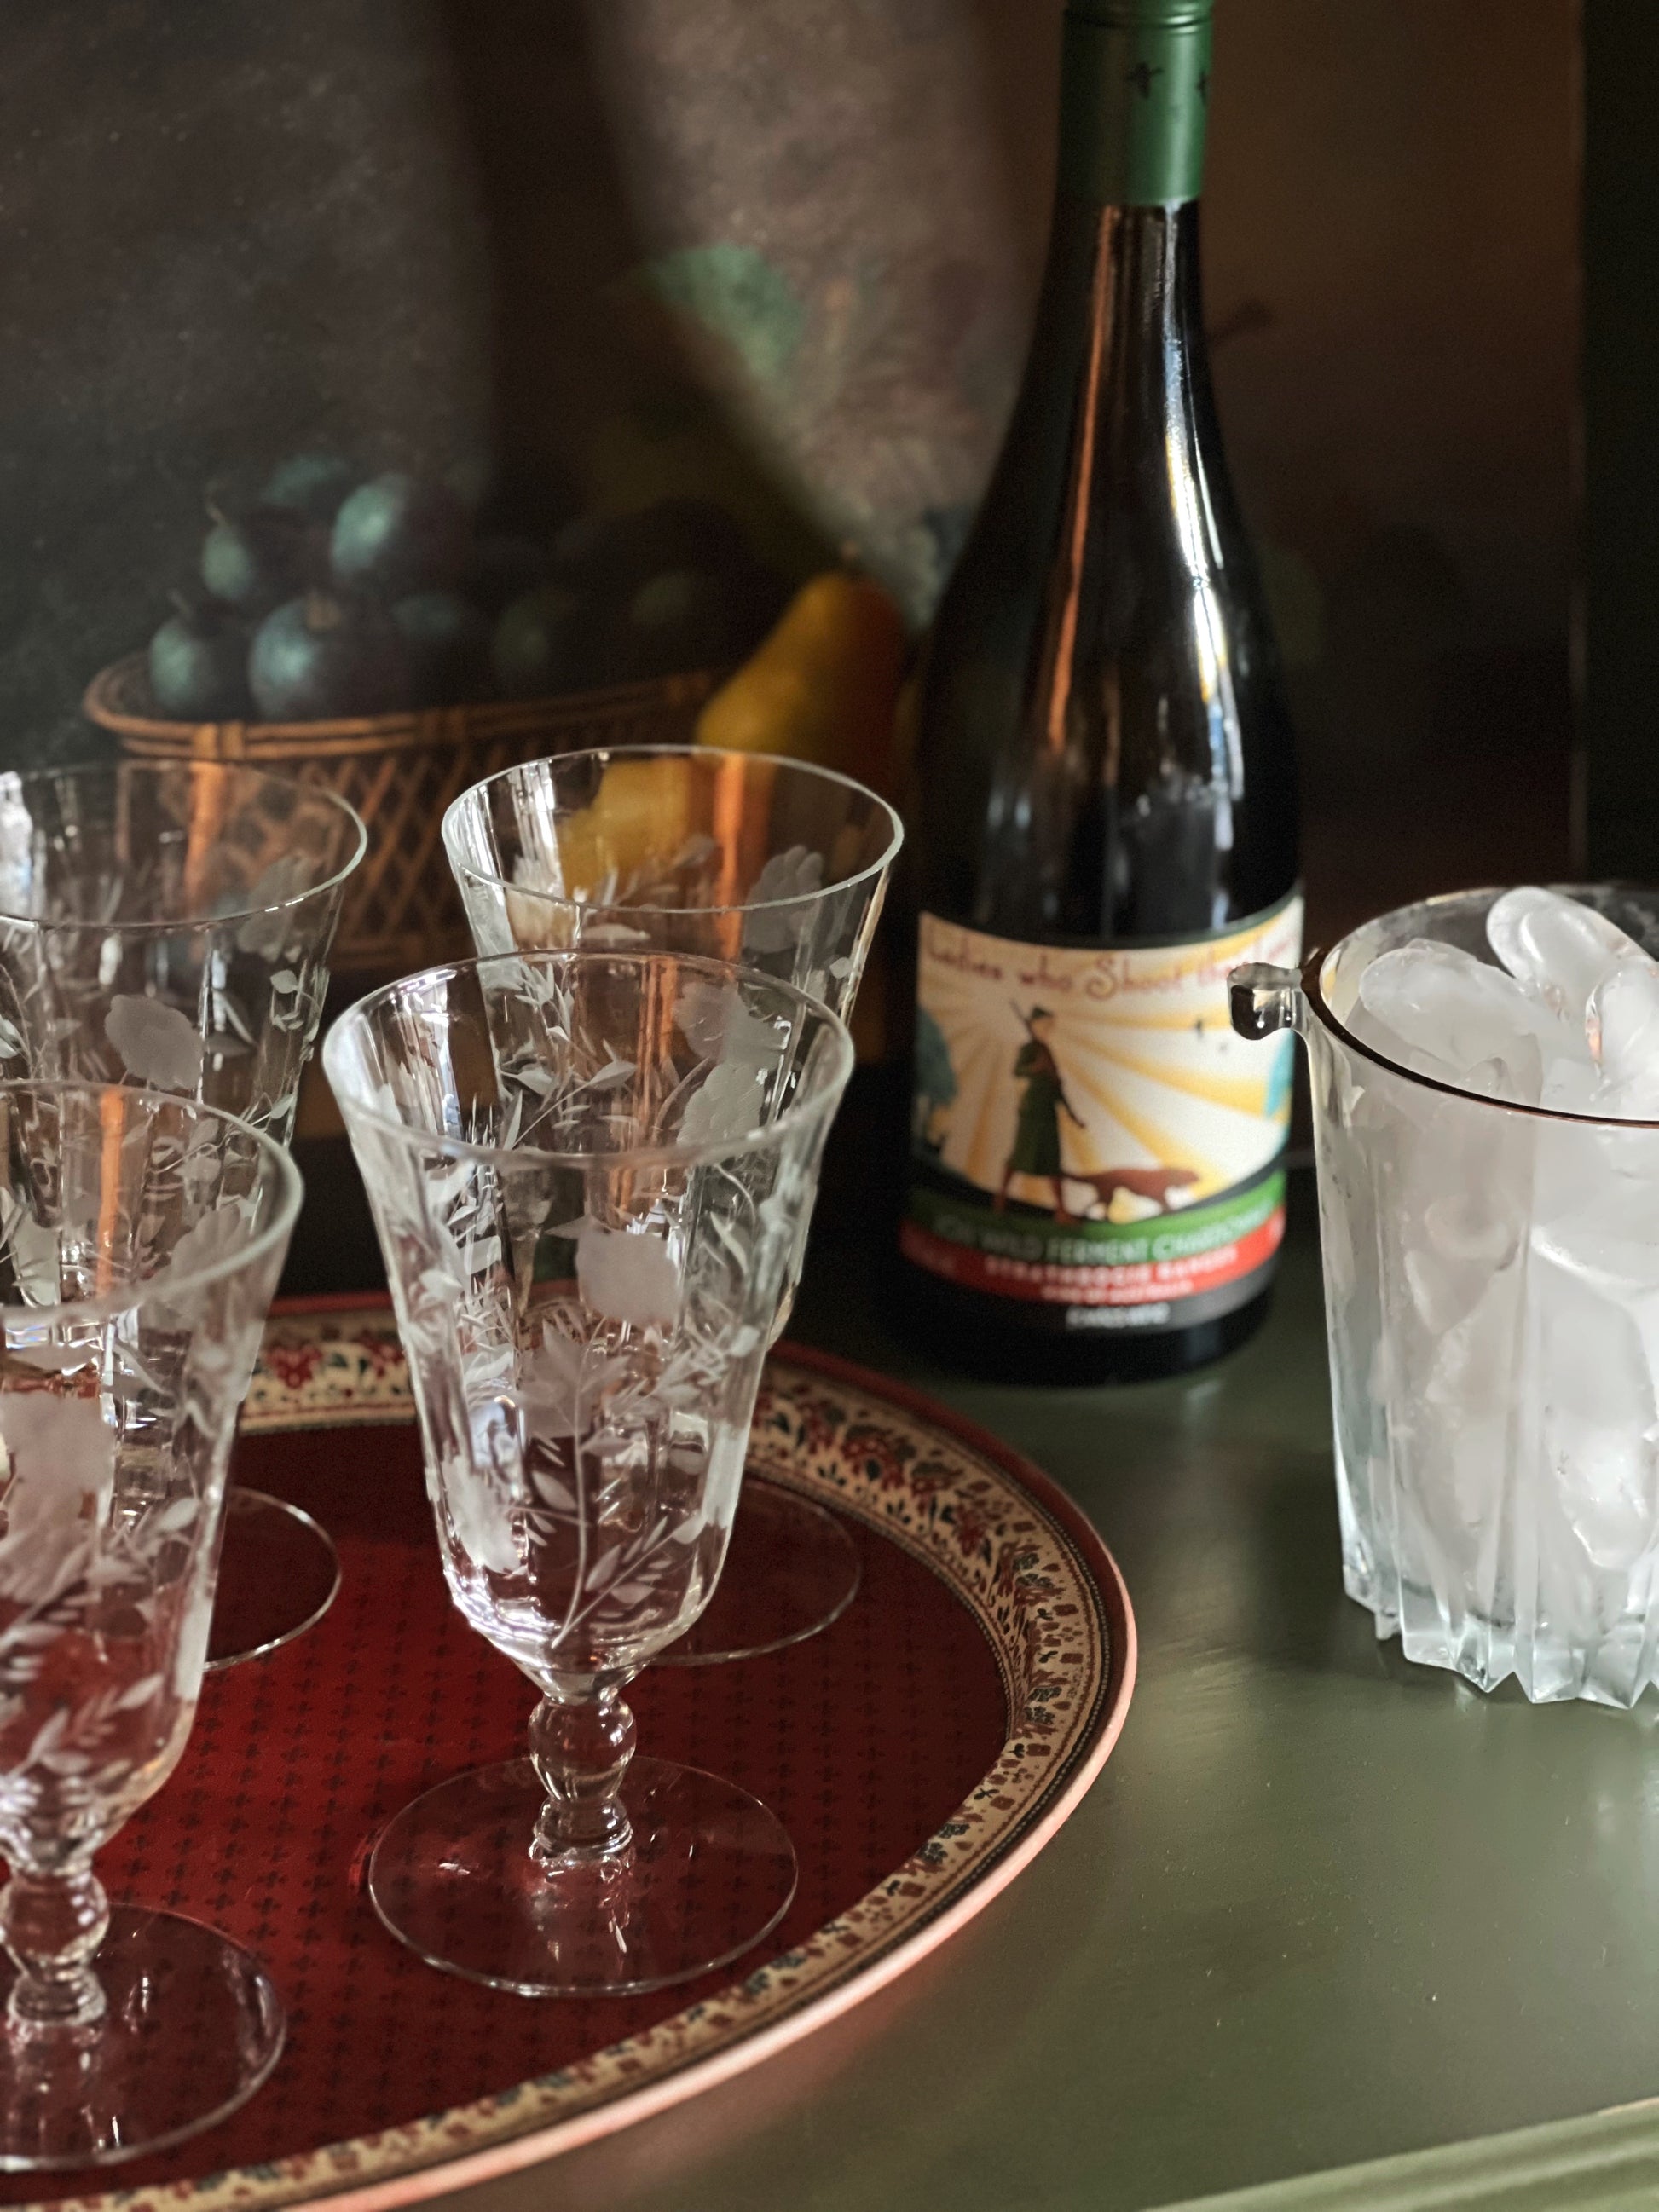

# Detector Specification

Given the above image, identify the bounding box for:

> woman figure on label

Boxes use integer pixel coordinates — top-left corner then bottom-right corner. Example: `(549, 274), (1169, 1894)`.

(997, 1006), (1084, 1222)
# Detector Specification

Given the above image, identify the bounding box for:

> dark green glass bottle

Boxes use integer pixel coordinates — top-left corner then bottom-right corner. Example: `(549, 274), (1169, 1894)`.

(901, 0), (1302, 1384)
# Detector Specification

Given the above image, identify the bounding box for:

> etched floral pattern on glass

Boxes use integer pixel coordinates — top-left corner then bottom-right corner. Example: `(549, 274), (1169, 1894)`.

(441, 747), (899, 1042)
(0, 1080), (299, 2166)
(440, 748), (900, 1670)
(325, 950), (853, 1994)
(0, 762), (365, 1146)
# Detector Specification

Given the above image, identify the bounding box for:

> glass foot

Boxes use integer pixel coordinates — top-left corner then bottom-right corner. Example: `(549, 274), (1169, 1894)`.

(368, 1756), (797, 1996)
(0, 1906), (284, 2170)
(206, 1487), (341, 1672)
(656, 1478), (860, 1666)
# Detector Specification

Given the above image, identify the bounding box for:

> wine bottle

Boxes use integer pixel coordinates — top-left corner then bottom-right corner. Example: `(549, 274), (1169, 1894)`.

(900, 0), (1301, 1384)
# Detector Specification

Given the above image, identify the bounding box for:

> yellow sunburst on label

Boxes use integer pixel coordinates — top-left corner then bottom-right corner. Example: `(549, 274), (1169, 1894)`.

(912, 904), (1302, 1220)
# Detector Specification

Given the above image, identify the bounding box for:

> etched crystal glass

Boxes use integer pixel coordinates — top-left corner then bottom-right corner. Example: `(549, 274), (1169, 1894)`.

(0, 1080), (300, 2166)
(1233, 887), (1659, 1707)
(0, 761), (365, 1667)
(326, 948), (853, 1994)
(442, 746), (900, 1662)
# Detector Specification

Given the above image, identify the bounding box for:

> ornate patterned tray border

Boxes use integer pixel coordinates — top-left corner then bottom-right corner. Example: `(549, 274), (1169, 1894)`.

(50, 1304), (1136, 2212)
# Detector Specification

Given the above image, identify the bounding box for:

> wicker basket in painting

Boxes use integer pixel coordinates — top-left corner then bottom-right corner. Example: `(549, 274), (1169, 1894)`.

(84, 655), (720, 979)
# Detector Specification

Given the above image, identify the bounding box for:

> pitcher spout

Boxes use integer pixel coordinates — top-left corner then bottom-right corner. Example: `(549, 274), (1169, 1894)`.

(1228, 962), (1306, 1040)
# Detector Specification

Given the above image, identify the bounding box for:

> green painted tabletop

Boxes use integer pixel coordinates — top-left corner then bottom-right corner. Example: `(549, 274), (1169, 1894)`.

(402, 1173), (1659, 2212)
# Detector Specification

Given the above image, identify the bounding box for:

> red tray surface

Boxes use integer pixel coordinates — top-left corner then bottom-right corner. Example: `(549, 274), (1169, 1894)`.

(9, 1404), (1007, 2200)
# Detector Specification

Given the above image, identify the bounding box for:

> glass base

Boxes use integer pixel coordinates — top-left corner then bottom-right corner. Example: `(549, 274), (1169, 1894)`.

(206, 1487), (341, 1672)
(0, 1906), (284, 2170)
(368, 1756), (797, 1996)
(656, 1478), (860, 1666)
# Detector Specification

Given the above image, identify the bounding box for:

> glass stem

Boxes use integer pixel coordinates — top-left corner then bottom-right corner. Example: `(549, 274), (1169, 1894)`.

(528, 1684), (637, 1870)
(0, 1863), (109, 2030)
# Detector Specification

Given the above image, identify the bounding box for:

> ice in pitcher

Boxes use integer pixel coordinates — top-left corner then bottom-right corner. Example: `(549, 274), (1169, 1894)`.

(1328, 887), (1659, 1704)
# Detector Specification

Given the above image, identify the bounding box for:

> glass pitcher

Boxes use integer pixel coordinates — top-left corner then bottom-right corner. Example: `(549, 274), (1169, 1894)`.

(1231, 887), (1659, 1707)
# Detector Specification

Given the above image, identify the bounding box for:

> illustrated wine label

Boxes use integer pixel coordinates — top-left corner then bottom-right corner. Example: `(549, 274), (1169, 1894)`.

(904, 895), (1303, 1334)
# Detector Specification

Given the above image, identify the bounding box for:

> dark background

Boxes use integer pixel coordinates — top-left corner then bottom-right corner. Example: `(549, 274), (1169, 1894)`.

(0, 0), (1577, 954)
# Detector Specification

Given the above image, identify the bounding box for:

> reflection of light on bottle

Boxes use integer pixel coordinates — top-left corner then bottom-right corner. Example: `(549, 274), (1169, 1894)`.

(1165, 426), (1241, 871)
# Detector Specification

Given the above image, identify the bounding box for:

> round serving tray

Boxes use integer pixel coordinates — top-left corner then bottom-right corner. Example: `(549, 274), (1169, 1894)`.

(17, 1303), (1135, 2212)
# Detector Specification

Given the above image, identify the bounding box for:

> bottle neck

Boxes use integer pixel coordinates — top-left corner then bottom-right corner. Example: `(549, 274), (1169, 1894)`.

(1058, 7), (1211, 208)
(1023, 197), (1211, 446)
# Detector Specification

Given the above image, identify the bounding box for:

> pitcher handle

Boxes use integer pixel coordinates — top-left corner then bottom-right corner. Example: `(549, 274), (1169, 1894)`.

(1228, 962), (1307, 1040)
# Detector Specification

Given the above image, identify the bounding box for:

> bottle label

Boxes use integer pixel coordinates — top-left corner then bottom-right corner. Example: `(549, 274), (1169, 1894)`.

(904, 895), (1303, 1335)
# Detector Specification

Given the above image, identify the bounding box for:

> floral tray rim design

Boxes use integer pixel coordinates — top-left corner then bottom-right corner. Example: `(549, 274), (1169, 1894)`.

(49, 1301), (1135, 2212)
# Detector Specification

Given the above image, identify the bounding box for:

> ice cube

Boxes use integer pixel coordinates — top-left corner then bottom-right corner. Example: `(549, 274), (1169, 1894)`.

(1392, 1077), (1532, 1332)
(1529, 1072), (1659, 1293)
(1533, 1170), (1659, 1294)
(1417, 1277), (1518, 1539)
(1352, 940), (1564, 1101)
(1400, 1170), (1525, 1331)
(1590, 961), (1659, 1103)
(1487, 886), (1646, 1031)
(1540, 1054), (1604, 1116)
(1421, 1187), (1521, 1268)
(1460, 1045), (1545, 1108)
(1533, 1262), (1659, 1572)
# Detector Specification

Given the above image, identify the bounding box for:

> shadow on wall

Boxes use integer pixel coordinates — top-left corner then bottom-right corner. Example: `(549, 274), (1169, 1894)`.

(430, 0), (836, 581)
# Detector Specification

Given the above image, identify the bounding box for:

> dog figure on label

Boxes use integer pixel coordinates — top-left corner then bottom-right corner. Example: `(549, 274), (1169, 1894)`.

(1062, 1164), (1199, 1221)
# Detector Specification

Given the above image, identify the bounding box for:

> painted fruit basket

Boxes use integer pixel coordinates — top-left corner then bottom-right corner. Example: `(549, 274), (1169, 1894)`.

(83, 656), (720, 979)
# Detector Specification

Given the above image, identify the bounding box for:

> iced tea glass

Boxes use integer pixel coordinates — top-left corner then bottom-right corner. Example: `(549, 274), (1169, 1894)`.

(0, 760), (365, 1666)
(0, 1080), (300, 2166)
(442, 747), (900, 1661)
(326, 949), (853, 1994)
